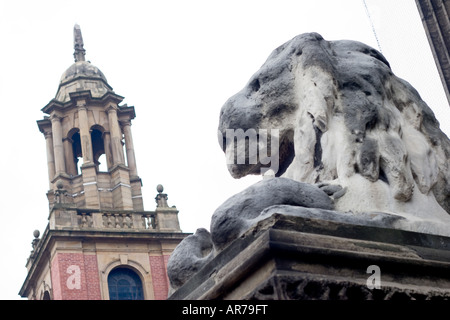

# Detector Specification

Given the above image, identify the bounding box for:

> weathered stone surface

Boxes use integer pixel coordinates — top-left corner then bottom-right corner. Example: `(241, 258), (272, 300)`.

(168, 177), (336, 292)
(219, 32), (450, 219)
(245, 274), (450, 300)
(210, 177), (333, 251)
(167, 32), (450, 296)
(168, 215), (450, 300)
(167, 228), (214, 296)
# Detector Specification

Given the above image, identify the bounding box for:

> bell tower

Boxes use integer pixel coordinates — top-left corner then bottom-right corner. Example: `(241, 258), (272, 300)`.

(19, 25), (189, 300)
(37, 24), (144, 211)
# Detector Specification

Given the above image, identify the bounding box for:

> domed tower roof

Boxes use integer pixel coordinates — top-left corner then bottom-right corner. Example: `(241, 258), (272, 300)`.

(55, 24), (114, 103)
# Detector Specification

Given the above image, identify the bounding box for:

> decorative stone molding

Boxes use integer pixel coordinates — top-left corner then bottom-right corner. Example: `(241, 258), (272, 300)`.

(246, 275), (450, 300)
(168, 214), (450, 300)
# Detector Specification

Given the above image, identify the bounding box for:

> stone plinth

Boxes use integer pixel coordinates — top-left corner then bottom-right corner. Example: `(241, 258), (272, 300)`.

(168, 214), (450, 300)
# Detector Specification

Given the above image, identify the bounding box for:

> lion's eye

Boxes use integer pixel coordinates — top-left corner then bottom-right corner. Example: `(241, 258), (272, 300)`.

(249, 78), (261, 93)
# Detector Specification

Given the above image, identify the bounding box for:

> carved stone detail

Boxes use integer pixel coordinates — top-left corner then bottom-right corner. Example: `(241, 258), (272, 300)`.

(246, 275), (450, 300)
(102, 213), (133, 229)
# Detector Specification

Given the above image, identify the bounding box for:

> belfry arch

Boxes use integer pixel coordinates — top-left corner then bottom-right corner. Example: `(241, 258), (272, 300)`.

(67, 128), (81, 176)
(90, 125), (107, 172)
(65, 125), (111, 175)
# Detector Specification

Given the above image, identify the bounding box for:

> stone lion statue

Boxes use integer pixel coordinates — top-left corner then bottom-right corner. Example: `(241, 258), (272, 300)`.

(219, 32), (449, 218)
(167, 32), (450, 294)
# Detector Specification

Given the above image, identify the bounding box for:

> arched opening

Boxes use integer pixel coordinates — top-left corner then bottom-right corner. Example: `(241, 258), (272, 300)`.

(91, 126), (107, 172)
(42, 290), (51, 300)
(68, 129), (83, 175)
(107, 267), (144, 300)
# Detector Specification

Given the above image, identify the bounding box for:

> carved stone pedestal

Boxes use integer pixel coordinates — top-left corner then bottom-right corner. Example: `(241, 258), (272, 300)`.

(169, 214), (450, 300)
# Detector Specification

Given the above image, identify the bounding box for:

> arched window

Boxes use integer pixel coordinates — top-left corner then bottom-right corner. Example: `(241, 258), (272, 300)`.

(42, 291), (51, 300)
(69, 129), (82, 175)
(107, 267), (144, 300)
(91, 127), (107, 172)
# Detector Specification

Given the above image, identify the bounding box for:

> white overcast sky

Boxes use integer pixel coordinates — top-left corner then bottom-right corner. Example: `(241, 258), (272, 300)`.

(0, 0), (448, 300)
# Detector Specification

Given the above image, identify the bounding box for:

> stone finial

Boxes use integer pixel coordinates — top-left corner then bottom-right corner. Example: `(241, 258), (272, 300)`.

(155, 184), (169, 208)
(73, 24), (86, 62)
(33, 230), (40, 239)
(54, 180), (68, 204)
(30, 230), (41, 256)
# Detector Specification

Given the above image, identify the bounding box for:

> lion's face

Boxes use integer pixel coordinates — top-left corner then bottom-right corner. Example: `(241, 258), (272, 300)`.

(218, 32), (450, 218)
(218, 35), (305, 178)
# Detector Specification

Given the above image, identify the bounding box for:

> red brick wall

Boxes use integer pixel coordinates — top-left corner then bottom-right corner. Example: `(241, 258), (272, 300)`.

(50, 252), (101, 300)
(84, 254), (102, 300)
(149, 255), (171, 300)
(50, 251), (172, 300)
(50, 254), (62, 300)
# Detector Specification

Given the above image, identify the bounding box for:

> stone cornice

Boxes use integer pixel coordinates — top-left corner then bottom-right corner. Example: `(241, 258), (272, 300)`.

(41, 91), (125, 115)
(118, 105), (136, 120)
(58, 75), (113, 92)
(37, 118), (52, 134)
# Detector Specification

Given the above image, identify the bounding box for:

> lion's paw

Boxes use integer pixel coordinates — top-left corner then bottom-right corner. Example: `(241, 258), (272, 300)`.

(317, 183), (347, 200)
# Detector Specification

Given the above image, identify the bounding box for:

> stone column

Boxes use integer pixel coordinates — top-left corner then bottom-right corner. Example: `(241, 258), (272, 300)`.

(102, 131), (113, 170)
(107, 105), (125, 166)
(77, 102), (93, 165)
(50, 114), (66, 176)
(44, 131), (55, 187)
(63, 137), (77, 176)
(121, 120), (138, 177)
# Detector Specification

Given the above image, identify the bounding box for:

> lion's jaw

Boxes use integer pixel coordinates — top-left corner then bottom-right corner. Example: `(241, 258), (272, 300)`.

(218, 107), (295, 179)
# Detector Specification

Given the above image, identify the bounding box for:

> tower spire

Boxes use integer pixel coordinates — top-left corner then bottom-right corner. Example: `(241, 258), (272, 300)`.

(73, 24), (86, 62)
